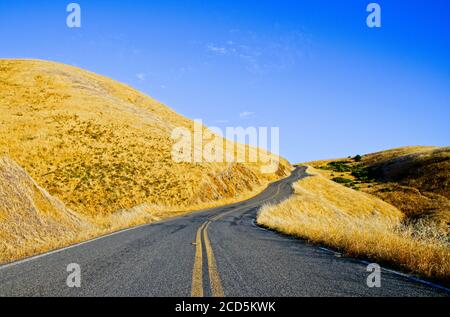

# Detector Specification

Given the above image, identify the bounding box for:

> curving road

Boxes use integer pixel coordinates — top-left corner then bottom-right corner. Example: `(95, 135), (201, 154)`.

(0, 167), (448, 297)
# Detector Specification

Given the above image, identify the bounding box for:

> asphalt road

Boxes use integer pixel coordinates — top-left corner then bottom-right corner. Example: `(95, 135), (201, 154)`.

(0, 167), (448, 297)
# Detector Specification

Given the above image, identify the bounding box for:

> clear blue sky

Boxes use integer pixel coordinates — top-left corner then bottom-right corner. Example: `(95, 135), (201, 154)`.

(1, 0), (449, 162)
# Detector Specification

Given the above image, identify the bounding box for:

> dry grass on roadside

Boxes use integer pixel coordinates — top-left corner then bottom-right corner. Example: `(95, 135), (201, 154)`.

(0, 156), (95, 263)
(0, 156), (274, 265)
(257, 168), (450, 282)
(308, 146), (450, 235)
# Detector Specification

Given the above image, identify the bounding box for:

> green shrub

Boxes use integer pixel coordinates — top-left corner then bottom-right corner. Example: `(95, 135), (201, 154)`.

(327, 161), (351, 173)
(332, 177), (353, 184)
(354, 155), (363, 162)
(351, 167), (370, 181)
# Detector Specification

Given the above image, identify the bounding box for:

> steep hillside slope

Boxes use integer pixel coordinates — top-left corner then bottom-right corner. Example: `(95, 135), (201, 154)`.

(364, 146), (450, 197)
(0, 156), (93, 262)
(0, 59), (291, 216)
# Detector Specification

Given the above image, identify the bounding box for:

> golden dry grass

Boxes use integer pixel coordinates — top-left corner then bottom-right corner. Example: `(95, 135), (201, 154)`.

(0, 155), (277, 264)
(257, 167), (450, 282)
(0, 157), (94, 262)
(308, 146), (450, 235)
(0, 59), (291, 264)
(364, 146), (450, 196)
(0, 156), (176, 263)
(0, 59), (291, 216)
(362, 146), (439, 166)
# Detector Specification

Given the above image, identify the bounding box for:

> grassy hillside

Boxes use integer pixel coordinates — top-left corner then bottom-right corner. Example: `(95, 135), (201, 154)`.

(0, 59), (291, 263)
(258, 167), (450, 282)
(0, 59), (291, 217)
(0, 156), (178, 263)
(309, 146), (450, 235)
(0, 157), (93, 261)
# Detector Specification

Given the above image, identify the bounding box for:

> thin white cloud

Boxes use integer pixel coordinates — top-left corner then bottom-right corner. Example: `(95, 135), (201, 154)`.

(206, 44), (228, 55)
(136, 73), (146, 81)
(239, 111), (255, 119)
(204, 29), (311, 74)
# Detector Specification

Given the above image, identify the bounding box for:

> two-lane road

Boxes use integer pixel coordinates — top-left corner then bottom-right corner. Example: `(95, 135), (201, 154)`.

(0, 167), (448, 297)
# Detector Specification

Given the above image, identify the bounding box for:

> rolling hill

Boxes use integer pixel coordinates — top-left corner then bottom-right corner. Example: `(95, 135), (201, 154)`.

(0, 59), (290, 214)
(0, 59), (291, 263)
(309, 146), (450, 234)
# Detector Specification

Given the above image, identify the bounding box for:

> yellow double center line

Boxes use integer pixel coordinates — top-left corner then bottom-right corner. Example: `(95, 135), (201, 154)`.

(191, 183), (283, 297)
(191, 220), (225, 297)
